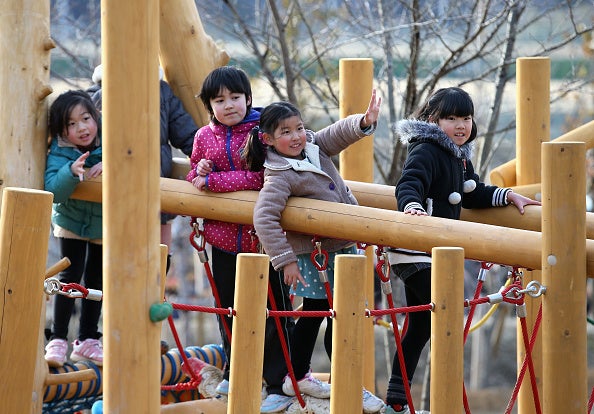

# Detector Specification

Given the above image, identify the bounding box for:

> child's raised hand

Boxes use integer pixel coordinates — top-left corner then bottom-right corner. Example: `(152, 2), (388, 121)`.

(507, 191), (541, 214)
(196, 159), (214, 177)
(283, 261), (308, 290)
(71, 151), (90, 181)
(361, 88), (382, 128)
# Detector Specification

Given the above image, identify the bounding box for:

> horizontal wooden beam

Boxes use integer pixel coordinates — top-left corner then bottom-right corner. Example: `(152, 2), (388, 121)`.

(72, 177), (591, 275)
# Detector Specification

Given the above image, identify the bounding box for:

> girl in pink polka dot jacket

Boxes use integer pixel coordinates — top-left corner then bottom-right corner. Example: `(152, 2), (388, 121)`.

(186, 66), (294, 412)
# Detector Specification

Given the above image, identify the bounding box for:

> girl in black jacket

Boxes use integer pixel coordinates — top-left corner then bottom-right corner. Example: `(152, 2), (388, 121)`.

(385, 87), (540, 414)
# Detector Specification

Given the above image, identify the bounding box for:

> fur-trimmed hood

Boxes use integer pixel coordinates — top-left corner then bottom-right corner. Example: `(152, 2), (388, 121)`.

(395, 119), (473, 160)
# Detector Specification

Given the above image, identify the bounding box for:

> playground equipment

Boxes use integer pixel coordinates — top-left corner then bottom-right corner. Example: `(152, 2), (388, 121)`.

(0, 1), (591, 414)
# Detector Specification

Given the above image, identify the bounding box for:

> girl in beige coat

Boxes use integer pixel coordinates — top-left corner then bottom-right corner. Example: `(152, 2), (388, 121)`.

(244, 91), (384, 413)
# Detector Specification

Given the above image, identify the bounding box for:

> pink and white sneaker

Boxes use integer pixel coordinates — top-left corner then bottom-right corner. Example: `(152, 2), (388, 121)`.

(71, 338), (103, 366)
(45, 338), (68, 367)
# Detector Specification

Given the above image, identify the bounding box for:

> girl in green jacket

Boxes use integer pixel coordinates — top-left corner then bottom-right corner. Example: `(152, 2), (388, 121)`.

(44, 90), (104, 368)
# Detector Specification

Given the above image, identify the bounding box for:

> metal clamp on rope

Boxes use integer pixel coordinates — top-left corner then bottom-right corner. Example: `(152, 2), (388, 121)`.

(477, 262), (493, 282)
(60, 288), (102, 301)
(196, 249), (208, 264)
(381, 280), (392, 295)
(516, 303), (527, 318)
(189, 223), (209, 263)
(85, 289), (103, 301)
(486, 287), (505, 304)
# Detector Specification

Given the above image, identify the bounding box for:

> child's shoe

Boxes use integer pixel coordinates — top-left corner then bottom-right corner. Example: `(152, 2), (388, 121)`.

(362, 388), (384, 413)
(282, 372), (331, 399)
(215, 379), (229, 395)
(385, 403), (430, 414)
(260, 393), (294, 413)
(45, 338), (68, 367)
(70, 338), (103, 366)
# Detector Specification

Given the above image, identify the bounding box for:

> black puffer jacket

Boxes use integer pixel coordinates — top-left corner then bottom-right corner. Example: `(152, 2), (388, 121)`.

(88, 80), (197, 178)
(395, 119), (510, 220)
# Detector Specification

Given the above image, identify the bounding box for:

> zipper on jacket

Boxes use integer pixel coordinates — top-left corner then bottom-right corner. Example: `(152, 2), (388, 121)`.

(225, 127), (236, 171)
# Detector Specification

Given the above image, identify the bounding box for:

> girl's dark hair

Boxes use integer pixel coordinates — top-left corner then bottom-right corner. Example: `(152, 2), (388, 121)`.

(48, 90), (101, 139)
(413, 87), (478, 142)
(242, 101), (302, 171)
(199, 66), (253, 122)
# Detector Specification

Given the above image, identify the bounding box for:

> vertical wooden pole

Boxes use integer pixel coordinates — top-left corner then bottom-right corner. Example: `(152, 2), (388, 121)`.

(0, 0), (52, 208)
(338, 58), (376, 391)
(330, 254), (367, 413)
(227, 254), (269, 414)
(516, 57), (550, 186)
(159, 0), (229, 127)
(430, 247), (464, 414)
(541, 142), (587, 413)
(339, 58), (374, 184)
(160, 244), (168, 298)
(0, 188), (53, 412)
(101, 0), (161, 412)
(516, 56), (549, 414)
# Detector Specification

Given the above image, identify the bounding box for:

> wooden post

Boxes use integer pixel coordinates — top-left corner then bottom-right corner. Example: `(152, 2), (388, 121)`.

(541, 142), (587, 413)
(430, 247), (464, 414)
(0, 0), (53, 208)
(338, 58), (374, 184)
(101, 0), (161, 412)
(516, 57), (549, 186)
(227, 254), (270, 414)
(330, 254), (367, 413)
(0, 188), (53, 412)
(338, 58), (376, 391)
(159, 0), (229, 127)
(160, 244), (168, 298)
(516, 57), (549, 414)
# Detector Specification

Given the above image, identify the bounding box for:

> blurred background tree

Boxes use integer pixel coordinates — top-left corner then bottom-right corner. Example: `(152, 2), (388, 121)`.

(50, 0), (593, 184)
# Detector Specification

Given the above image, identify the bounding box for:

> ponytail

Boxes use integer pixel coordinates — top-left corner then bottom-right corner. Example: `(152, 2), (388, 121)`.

(242, 126), (268, 171)
(242, 101), (302, 171)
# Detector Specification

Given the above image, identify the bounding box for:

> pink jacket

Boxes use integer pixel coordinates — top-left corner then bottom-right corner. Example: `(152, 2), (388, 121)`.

(186, 109), (263, 253)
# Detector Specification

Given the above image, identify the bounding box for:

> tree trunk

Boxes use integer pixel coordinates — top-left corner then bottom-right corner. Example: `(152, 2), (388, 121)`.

(159, 0), (229, 128)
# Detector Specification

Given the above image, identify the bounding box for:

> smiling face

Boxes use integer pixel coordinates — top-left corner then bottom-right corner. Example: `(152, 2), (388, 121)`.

(438, 115), (473, 146)
(263, 115), (307, 159)
(210, 87), (251, 127)
(64, 103), (98, 150)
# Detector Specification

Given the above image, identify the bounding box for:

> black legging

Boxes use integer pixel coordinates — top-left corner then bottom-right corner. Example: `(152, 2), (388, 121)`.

(211, 246), (294, 395)
(289, 297), (333, 380)
(51, 238), (103, 341)
(386, 265), (432, 406)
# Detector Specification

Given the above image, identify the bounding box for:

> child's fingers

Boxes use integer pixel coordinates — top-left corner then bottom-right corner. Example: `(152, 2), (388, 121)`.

(297, 274), (308, 288)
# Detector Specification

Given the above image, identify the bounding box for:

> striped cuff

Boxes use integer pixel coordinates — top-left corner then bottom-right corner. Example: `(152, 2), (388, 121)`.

(403, 202), (426, 213)
(492, 188), (511, 206)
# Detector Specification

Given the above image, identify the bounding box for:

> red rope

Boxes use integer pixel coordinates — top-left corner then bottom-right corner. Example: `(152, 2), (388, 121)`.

(269, 309), (334, 318)
(188, 222), (232, 342)
(172, 302), (236, 316)
(461, 262), (492, 413)
(310, 238), (333, 308)
(373, 246), (417, 414)
(266, 284), (306, 408)
(368, 304), (433, 317)
(164, 314), (201, 388)
(504, 304), (543, 414)
(61, 282), (89, 297)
